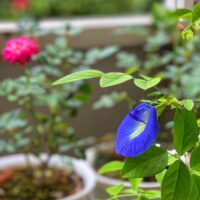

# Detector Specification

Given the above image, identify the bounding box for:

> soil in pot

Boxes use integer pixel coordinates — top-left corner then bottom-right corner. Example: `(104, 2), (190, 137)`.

(0, 166), (83, 200)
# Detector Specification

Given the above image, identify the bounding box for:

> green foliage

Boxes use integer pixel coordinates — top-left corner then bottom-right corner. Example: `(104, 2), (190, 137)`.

(133, 77), (161, 91)
(0, 26), (119, 159)
(175, 2), (200, 40)
(129, 178), (143, 190)
(173, 108), (198, 155)
(121, 146), (168, 178)
(106, 184), (124, 196)
(190, 146), (200, 172)
(51, 4), (200, 200)
(53, 70), (104, 85)
(175, 8), (191, 18)
(99, 161), (124, 174)
(155, 169), (167, 185)
(116, 52), (141, 70)
(100, 73), (133, 88)
(2, 2), (199, 199)
(189, 174), (200, 200)
(161, 160), (191, 200)
(192, 2), (200, 22)
(182, 99), (194, 111)
(92, 91), (128, 110)
(182, 29), (194, 40)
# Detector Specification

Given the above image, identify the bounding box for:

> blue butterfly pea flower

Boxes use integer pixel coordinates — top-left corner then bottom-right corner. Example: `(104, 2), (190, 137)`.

(115, 103), (159, 157)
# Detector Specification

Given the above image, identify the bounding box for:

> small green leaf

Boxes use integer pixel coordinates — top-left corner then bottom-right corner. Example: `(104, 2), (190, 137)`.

(155, 98), (168, 117)
(100, 72), (133, 88)
(189, 174), (200, 200)
(193, 19), (200, 31)
(106, 184), (124, 196)
(121, 146), (168, 178)
(173, 108), (198, 155)
(190, 146), (200, 171)
(182, 29), (193, 40)
(182, 99), (194, 111)
(161, 160), (191, 200)
(137, 195), (148, 200)
(192, 2), (200, 22)
(98, 161), (124, 174)
(53, 70), (103, 85)
(134, 77), (161, 90)
(129, 178), (142, 190)
(145, 190), (161, 199)
(155, 169), (167, 185)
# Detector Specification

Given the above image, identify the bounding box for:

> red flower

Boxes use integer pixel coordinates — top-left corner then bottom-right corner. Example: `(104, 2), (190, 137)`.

(2, 36), (39, 66)
(11, 0), (29, 11)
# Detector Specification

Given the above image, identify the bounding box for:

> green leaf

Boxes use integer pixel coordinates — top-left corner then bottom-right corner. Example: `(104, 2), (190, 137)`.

(161, 160), (191, 200)
(137, 195), (148, 200)
(173, 108), (198, 155)
(193, 19), (200, 31)
(129, 178), (142, 190)
(100, 72), (133, 88)
(145, 190), (161, 199)
(189, 174), (200, 200)
(182, 99), (194, 111)
(121, 146), (168, 178)
(106, 184), (124, 196)
(134, 77), (161, 90)
(53, 70), (104, 85)
(181, 12), (192, 19)
(92, 91), (127, 110)
(155, 169), (167, 185)
(98, 161), (124, 174)
(175, 8), (191, 18)
(190, 146), (200, 171)
(181, 29), (193, 40)
(98, 46), (118, 59)
(192, 2), (200, 22)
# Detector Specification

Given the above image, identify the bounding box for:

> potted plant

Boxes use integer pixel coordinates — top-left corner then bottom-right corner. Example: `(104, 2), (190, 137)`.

(0, 16), (122, 199)
(0, 32), (99, 199)
(85, 3), (200, 193)
(53, 2), (200, 199)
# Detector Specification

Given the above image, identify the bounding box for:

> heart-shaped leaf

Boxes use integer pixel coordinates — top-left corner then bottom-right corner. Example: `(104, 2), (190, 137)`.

(134, 77), (161, 90)
(100, 72), (133, 88)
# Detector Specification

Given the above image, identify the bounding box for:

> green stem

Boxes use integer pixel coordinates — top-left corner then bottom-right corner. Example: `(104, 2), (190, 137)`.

(24, 69), (47, 158)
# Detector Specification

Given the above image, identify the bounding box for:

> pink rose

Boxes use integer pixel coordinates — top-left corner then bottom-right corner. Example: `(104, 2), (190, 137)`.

(11, 0), (29, 11)
(2, 36), (39, 66)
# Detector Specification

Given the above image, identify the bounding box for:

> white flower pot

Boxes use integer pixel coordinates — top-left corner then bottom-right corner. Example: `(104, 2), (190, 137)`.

(86, 143), (160, 190)
(0, 154), (96, 200)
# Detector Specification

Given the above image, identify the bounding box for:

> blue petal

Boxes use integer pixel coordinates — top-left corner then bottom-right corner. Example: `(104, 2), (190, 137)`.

(115, 103), (159, 157)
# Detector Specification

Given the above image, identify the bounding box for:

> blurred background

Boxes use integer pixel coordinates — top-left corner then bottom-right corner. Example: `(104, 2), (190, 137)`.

(1, 0), (199, 199)
(1, 0), (199, 153)
(0, 0), (159, 19)
(0, 0), (165, 140)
